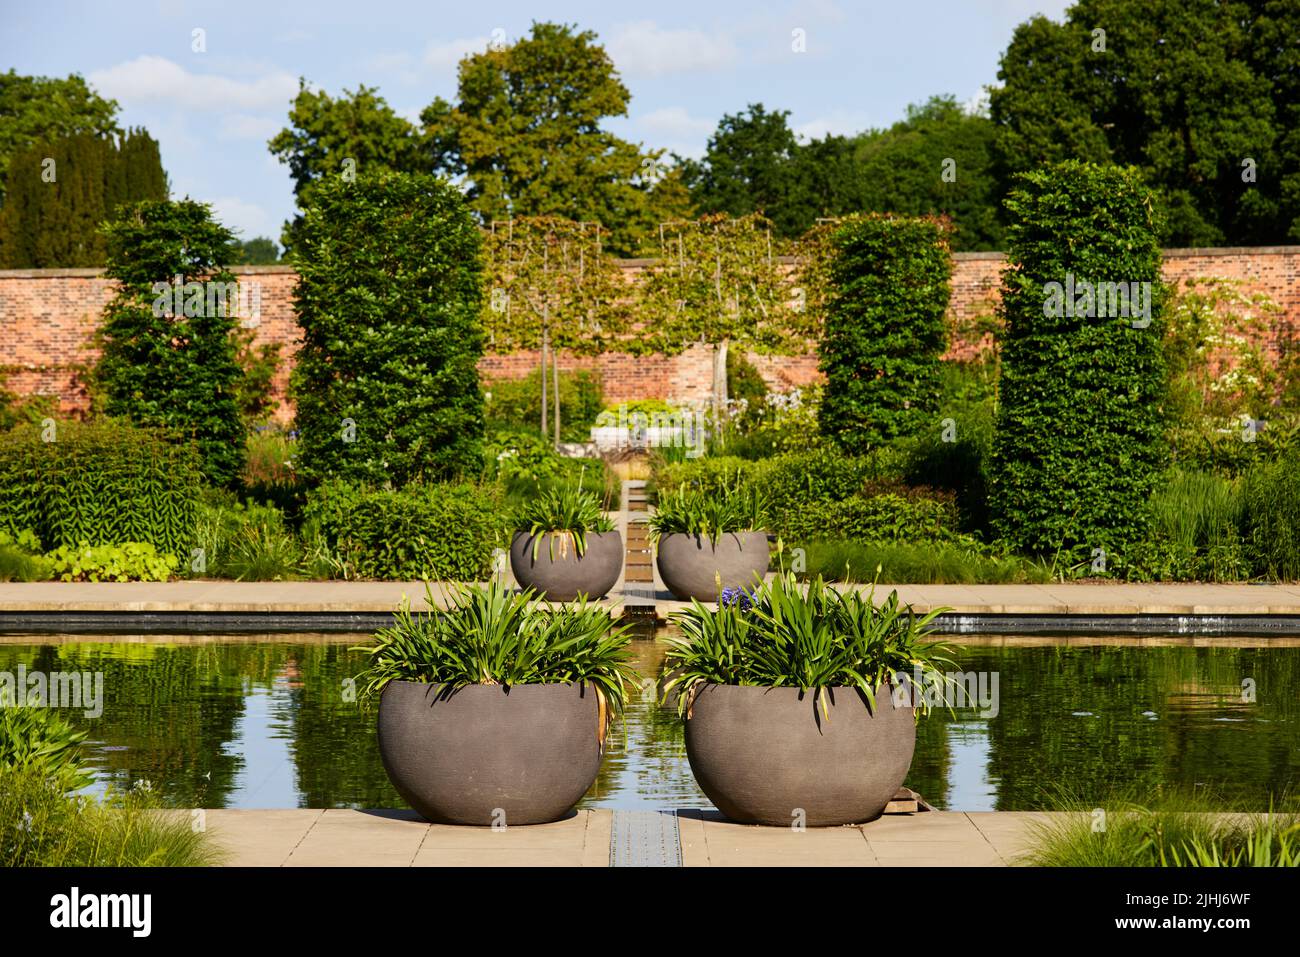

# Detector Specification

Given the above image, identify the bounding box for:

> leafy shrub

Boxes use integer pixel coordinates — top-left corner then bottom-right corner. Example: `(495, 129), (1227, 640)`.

(664, 573), (956, 713)
(0, 421), (200, 559)
(654, 456), (756, 497)
(98, 199), (247, 486)
(352, 582), (637, 712)
(773, 492), (959, 544)
(1241, 451), (1300, 580)
(0, 706), (93, 792)
(292, 171), (485, 486)
(990, 162), (1167, 561)
(796, 539), (1050, 585)
(649, 486), (766, 544)
(903, 359), (997, 533)
(818, 214), (952, 447)
(0, 769), (224, 867)
(485, 429), (568, 483)
(0, 529), (50, 582)
(305, 480), (504, 580)
(46, 542), (178, 582)
(485, 369), (604, 443)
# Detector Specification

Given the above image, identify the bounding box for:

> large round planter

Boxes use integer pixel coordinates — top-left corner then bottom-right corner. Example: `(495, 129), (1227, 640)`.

(378, 681), (604, 826)
(684, 683), (915, 826)
(510, 529), (623, 601)
(656, 531), (769, 602)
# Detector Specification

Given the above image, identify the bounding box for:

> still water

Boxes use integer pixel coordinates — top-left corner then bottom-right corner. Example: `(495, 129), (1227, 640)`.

(1, 637), (1296, 811)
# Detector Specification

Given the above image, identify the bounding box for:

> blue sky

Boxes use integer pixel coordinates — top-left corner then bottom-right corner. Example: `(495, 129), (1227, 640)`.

(2, 0), (1072, 243)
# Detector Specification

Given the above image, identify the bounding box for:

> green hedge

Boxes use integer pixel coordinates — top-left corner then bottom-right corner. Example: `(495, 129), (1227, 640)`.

(773, 492), (959, 544)
(990, 162), (1167, 561)
(655, 448), (908, 513)
(292, 171), (486, 486)
(818, 214), (952, 447)
(304, 481), (504, 580)
(0, 422), (201, 559)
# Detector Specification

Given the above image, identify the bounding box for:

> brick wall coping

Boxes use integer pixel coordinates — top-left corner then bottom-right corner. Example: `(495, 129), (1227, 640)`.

(2, 246), (1296, 280)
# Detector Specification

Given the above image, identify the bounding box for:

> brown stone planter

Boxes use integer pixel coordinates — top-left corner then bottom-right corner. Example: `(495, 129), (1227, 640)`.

(510, 529), (623, 601)
(378, 680), (604, 826)
(655, 531), (769, 602)
(683, 683), (915, 826)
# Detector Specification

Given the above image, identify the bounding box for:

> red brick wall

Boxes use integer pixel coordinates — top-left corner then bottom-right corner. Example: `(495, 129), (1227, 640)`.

(2, 247), (1297, 418)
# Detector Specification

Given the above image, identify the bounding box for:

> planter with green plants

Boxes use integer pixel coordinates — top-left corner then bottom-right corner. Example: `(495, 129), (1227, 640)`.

(664, 573), (956, 826)
(650, 486), (769, 601)
(354, 582), (636, 826)
(510, 485), (621, 601)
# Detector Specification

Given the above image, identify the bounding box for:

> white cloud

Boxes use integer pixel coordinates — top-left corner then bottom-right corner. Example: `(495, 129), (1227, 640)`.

(607, 21), (738, 77)
(208, 196), (277, 239)
(89, 56), (298, 112)
(638, 106), (715, 141)
(423, 36), (493, 71)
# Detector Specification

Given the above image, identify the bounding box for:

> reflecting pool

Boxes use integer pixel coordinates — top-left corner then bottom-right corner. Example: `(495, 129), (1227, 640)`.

(0, 637), (1295, 811)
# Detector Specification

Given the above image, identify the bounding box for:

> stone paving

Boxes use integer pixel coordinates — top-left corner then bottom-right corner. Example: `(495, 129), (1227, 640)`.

(4, 580), (1300, 617)
(204, 808), (1053, 867)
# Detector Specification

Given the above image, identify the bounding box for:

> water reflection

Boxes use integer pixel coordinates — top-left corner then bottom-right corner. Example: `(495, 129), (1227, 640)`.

(0, 638), (1294, 811)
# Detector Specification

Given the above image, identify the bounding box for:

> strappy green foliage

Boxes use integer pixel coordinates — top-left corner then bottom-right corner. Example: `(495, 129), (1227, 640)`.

(0, 706), (93, 793)
(352, 581), (637, 711)
(663, 572), (957, 718)
(514, 484), (615, 560)
(649, 485), (766, 546)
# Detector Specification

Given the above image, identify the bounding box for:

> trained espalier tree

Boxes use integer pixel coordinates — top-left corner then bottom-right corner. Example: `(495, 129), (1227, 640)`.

(480, 217), (628, 445)
(641, 213), (790, 427)
(291, 171), (485, 486)
(989, 161), (1167, 565)
(810, 213), (952, 448)
(97, 199), (246, 487)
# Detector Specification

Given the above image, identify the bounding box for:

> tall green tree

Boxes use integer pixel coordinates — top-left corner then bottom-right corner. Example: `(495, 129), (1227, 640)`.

(679, 104), (805, 236)
(851, 97), (1003, 251)
(991, 0), (1300, 245)
(97, 200), (247, 486)
(291, 172), (485, 485)
(268, 81), (421, 254)
(0, 71), (119, 205)
(422, 22), (669, 255)
(0, 129), (167, 268)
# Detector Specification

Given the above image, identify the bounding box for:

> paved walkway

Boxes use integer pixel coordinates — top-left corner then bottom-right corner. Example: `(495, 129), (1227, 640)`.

(203, 808), (1052, 867)
(4, 580), (1300, 616)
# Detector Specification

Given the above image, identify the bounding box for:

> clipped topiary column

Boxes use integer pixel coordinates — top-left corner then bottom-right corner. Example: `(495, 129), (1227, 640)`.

(98, 199), (246, 487)
(292, 171), (485, 486)
(990, 161), (1167, 566)
(817, 214), (952, 448)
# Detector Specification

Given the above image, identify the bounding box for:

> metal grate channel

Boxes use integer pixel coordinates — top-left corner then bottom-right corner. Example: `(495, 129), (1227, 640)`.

(609, 810), (682, 867)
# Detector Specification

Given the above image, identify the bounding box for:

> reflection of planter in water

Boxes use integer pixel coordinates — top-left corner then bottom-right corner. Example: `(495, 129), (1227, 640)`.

(378, 681), (604, 826)
(684, 683), (915, 827)
(656, 531), (769, 602)
(510, 530), (623, 601)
